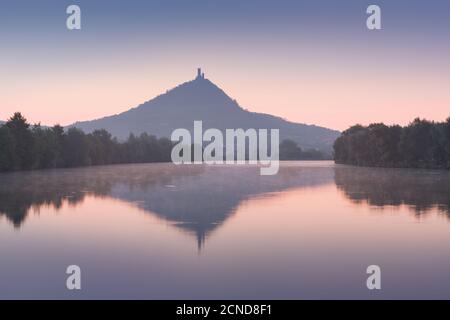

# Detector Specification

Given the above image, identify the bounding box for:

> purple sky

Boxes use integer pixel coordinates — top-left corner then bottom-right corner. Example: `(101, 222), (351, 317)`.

(1, 0), (449, 130)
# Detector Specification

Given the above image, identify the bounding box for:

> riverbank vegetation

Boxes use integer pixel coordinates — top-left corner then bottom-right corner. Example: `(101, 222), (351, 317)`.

(334, 118), (450, 169)
(0, 112), (325, 172)
(0, 113), (173, 172)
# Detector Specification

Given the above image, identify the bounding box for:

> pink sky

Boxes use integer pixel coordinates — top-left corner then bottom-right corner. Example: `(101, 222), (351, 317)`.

(2, 37), (450, 132)
(2, 1), (450, 131)
(3, 62), (449, 132)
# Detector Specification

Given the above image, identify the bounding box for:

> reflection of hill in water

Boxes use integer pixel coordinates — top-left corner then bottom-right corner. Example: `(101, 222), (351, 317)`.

(335, 165), (450, 217)
(3, 163), (449, 247)
(0, 163), (334, 247)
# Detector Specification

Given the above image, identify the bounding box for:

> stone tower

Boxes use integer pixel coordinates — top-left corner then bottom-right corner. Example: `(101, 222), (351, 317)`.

(196, 68), (205, 79)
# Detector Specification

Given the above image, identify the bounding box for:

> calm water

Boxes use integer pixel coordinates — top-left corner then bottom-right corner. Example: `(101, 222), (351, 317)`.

(1, 161), (450, 299)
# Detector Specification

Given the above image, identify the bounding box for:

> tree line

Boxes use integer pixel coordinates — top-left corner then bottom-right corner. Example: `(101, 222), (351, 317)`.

(279, 139), (328, 160)
(334, 118), (450, 169)
(0, 112), (325, 172)
(0, 113), (173, 172)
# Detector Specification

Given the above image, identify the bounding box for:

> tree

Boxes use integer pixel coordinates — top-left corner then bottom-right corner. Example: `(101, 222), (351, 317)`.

(6, 112), (35, 170)
(0, 125), (16, 171)
(88, 129), (118, 165)
(32, 125), (60, 169)
(399, 118), (435, 168)
(52, 125), (65, 167)
(280, 139), (303, 160)
(62, 128), (90, 167)
(443, 118), (450, 168)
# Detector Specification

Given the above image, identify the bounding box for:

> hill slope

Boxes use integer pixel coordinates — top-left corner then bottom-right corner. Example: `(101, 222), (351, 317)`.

(71, 71), (340, 154)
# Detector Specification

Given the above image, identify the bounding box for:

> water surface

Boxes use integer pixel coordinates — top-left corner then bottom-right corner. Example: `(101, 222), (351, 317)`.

(1, 162), (450, 299)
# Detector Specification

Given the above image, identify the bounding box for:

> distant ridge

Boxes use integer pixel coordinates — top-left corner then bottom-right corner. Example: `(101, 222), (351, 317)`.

(70, 69), (340, 154)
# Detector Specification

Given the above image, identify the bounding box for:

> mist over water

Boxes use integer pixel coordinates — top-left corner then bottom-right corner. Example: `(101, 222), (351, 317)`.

(1, 162), (450, 299)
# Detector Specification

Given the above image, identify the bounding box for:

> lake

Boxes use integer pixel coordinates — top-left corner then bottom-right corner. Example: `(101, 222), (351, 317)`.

(1, 161), (450, 299)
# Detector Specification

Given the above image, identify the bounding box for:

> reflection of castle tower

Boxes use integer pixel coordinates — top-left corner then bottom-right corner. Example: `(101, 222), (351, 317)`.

(196, 229), (206, 252)
(196, 68), (205, 80)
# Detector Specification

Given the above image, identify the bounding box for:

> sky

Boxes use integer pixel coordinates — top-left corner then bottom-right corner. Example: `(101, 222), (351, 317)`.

(1, 0), (450, 131)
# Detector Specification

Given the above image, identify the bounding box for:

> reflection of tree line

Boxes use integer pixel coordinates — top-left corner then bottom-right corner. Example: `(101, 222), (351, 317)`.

(3, 162), (448, 244)
(0, 164), (333, 248)
(0, 165), (197, 227)
(334, 166), (450, 217)
(0, 191), (83, 227)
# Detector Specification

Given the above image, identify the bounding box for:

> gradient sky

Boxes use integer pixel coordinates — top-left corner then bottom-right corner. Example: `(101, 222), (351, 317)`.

(1, 0), (449, 131)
